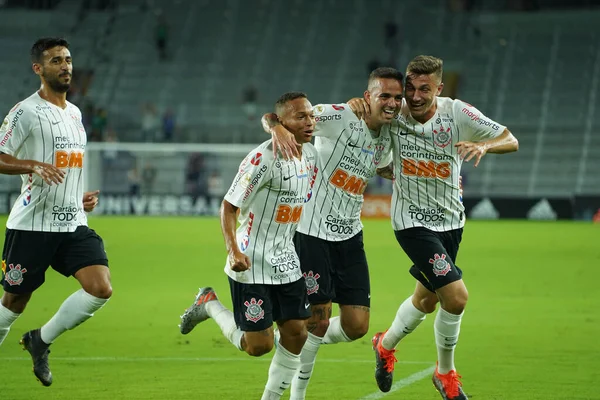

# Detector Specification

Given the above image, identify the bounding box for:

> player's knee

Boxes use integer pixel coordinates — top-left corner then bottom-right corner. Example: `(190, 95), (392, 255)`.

(342, 318), (369, 340)
(419, 296), (438, 314)
(84, 282), (112, 299)
(309, 318), (330, 337)
(244, 341), (273, 357)
(443, 292), (468, 315)
(1, 293), (31, 314)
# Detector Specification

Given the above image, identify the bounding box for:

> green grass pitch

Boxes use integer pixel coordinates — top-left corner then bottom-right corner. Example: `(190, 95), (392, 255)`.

(0, 216), (598, 399)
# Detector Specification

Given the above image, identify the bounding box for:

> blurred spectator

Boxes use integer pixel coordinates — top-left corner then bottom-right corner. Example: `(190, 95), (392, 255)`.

(91, 108), (108, 140)
(155, 12), (168, 61)
(127, 162), (141, 196)
(141, 103), (160, 142)
(242, 85), (258, 122)
(384, 21), (399, 65)
(207, 171), (225, 201)
(141, 162), (157, 194)
(185, 154), (207, 200)
(102, 128), (119, 168)
(162, 108), (176, 142)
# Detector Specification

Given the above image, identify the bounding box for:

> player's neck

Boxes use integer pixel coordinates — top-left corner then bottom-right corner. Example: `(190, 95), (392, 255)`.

(38, 85), (68, 109)
(365, 120), (383, 136)
(295, 144), (303, 160)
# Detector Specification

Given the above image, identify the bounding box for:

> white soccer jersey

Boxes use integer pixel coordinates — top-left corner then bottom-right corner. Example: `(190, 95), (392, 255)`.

(389, 97), (505, 232)
(297, 103), (393, 241)
(0, 92), (88, 232)
(224, 140), (319, 285)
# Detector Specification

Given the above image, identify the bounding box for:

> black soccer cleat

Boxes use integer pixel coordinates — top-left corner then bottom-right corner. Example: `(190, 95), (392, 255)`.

(372, 331), (397, 392)
(20, 329), (52, 386)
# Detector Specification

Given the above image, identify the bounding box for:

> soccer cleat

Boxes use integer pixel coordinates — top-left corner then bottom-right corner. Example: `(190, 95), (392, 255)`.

(432, 363), (468, 400)
(20, 329), (52, 387)
(372, 331), (397, 392)
(179, 287), (218, 334)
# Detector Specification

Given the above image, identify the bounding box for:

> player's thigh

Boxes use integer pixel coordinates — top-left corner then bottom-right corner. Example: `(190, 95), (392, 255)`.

(294, 232), (334, 304)
(333, 230), (370, 308)
(271, 277), (311, 324)
(228, 278), (274, 332)
(51, 226), (109, 278)
(1, 229), (59, 294)
(394, 227), (462, 292)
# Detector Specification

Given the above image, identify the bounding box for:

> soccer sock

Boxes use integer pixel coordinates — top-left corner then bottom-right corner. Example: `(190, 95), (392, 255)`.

(206, 300), (243, 351)
(434, 308), (463, 374)
(261, 343), (301, 400)
(321, 316), (351, 344)
(289, 333), (323, 400)
(40, 289), (109, 344)
(382, 296), (427, 350)
(0, 304), (20, 346)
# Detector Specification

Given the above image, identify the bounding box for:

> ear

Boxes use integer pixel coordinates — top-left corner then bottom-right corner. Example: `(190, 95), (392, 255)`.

(436, 82), (444, 96)
(363, 90), (371, 102)
(32, 63), (42, 76)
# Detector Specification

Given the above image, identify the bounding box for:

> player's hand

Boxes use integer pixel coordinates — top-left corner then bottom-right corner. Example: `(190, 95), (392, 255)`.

(83, 190), (100, 212)
(376, 163), (394, 180)
(228, 250), (251, 272)
(348, 97), (370, 120)
(455, 141), (488, 167)
(31, 161), (66, 186)
(271, 124), (301, 160)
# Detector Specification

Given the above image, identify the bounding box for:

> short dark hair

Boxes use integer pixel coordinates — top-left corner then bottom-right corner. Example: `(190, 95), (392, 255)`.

(31, 37), (70, 63)
(275, 91), (307, 114)
(368, 67), (404, 89)
(406, 55), (443, 81)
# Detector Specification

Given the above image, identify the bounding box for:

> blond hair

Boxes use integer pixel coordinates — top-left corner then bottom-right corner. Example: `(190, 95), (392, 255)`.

(406, 55), (443, 81)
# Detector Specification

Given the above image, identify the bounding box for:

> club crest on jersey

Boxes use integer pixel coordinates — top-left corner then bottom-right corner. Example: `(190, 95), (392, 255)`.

(429, 254), (451, 277)
(70, 114), (86, 133)
(303, 271), (320, 295)
(4, 263), (27, 286)
(373, 144), (386, 166)
(433, 127), (452, 148)
(244, 298), (265, 323)
(250, 153), (262, 166)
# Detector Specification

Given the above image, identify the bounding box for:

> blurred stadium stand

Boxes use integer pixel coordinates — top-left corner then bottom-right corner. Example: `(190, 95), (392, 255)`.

(0, 0), (598, 198)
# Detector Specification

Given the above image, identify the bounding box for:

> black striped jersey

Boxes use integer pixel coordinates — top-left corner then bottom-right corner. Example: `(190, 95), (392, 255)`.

(0, 92), (87, 232)
(224, 140), (319, 285)
(389, 97), (505, 232)
(297, 103), (393, 241)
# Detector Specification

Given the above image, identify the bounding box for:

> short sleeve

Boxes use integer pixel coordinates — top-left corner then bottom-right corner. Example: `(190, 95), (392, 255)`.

(224, 148), (273, 208)
(453, 100), (506, 142)
(0, 103), (30, 156)
(313, 103), (353, 139)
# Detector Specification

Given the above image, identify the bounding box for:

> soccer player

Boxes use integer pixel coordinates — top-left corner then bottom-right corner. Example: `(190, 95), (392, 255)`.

(351, 55), (518, 399)
(260, 68), (402, 400)
(0, 37), (111, 386)
(179, 92), (319, 400)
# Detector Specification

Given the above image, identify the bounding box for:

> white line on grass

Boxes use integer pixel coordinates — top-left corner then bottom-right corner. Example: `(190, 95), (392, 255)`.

(0, 356), (432, 365)
(358, 365), (436, 399)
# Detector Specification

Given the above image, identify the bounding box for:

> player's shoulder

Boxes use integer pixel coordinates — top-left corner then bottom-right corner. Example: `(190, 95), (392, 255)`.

(66, 101), (82, 116)
(441, 97), (478, 117)
(245, 140), (275, 163)
(5, 93), (41, 116)
(314, 103), (354, 123)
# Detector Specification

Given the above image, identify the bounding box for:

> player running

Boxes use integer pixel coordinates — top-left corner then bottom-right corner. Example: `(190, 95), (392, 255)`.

(261, 68), (402, 400)
(0, 37), (110, 387)
(179, 92), (319, 400)
(351, 55), (518, 400)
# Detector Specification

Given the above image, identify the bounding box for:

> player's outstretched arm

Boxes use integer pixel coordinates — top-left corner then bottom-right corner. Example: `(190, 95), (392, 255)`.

(455, 128), (518, 167)
(376, 163), (394, 180)
(261, 113), (300, 160)
(0, 153), (65, 185)
(220, 200), (251, 272)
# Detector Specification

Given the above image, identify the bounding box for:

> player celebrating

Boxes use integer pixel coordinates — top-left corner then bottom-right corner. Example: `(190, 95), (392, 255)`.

(261, 68), (402, 400)
(0, 38), (111, 386)
(352, 55), (518, 399)
(179, 92), (319, 400)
